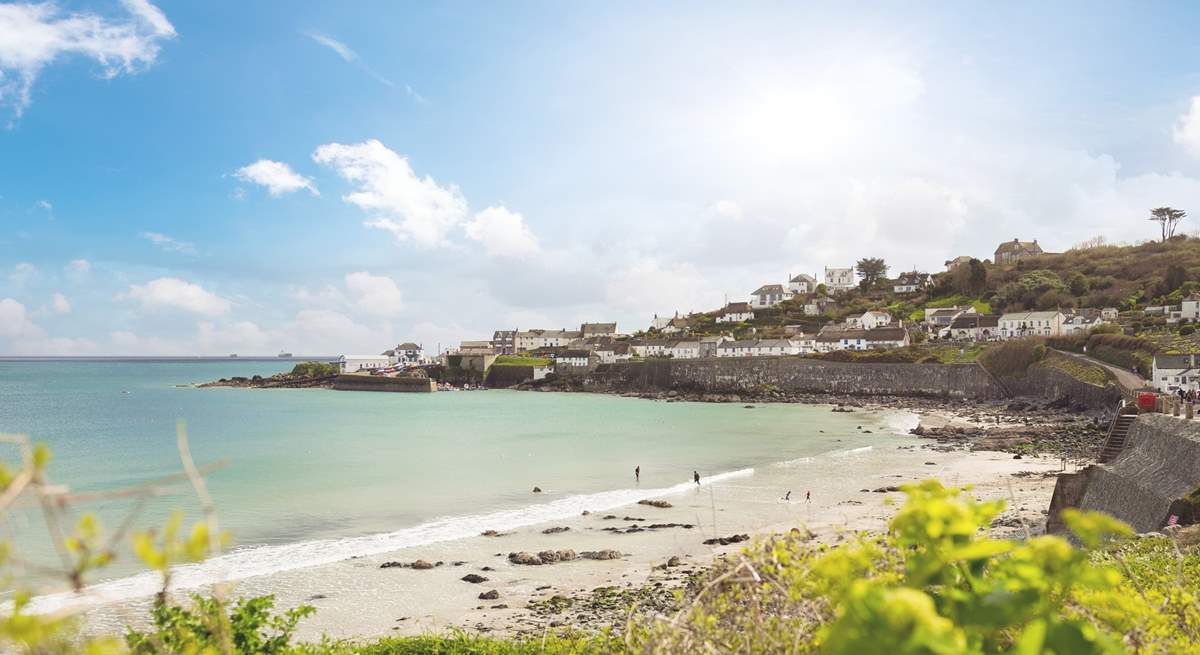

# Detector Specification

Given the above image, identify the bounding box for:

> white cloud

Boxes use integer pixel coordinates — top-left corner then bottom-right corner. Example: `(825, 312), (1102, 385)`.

(1175, 97), (1200, 156)
(66, 258), (91, 275)
(0, 297), (94, 355)
(140, 231), (196, 254)
(51, 292), (70, 314)
(34, 199), (51, 210)
(307, 32), (356, 62)
(123, 277), (231, 316)
(284, 309), (382, 354)
(234, 159), (318, 197)
(464, 206), (540, 258)
(9, 261), (35, 285)
(344, 271), (404, 316)
(312, 139), (468, 247)
(604, 259), (717, 316)
(0, 0), (176, 119)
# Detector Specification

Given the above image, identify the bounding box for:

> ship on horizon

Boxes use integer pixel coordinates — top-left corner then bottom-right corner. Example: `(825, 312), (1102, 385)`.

(277, 350), (293, 358)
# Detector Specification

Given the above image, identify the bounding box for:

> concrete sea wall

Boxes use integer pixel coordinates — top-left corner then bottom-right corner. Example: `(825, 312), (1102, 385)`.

(1070, 414), (1200, 532)
(1046, 414), (1200, 534)
(587, 358), (1007, 400)
(333, 375), (436, 393)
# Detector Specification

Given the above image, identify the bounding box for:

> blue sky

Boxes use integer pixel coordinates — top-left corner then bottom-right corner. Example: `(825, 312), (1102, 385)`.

(5, 1), (1200, 355)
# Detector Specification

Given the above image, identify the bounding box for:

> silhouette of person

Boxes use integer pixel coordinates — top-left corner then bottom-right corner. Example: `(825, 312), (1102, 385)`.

(635, 465), (640, 482)
(693, 470), (700, 485)
(805, 490), (811, 502)
(784, 491), (791, 501)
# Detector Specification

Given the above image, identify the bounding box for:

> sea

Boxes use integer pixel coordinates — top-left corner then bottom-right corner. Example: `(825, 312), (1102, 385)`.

(0, 359), (919, 618)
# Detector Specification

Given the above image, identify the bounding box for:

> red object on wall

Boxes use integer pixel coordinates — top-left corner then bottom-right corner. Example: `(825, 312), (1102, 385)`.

(1137, 392), (1158, 412)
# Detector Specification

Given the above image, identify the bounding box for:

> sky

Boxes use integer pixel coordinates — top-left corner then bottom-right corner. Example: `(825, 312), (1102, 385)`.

(5, 1), (1200, 355)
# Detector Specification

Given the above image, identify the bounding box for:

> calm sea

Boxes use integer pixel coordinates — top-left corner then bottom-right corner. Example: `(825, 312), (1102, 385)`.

(0, 360), (907, 603)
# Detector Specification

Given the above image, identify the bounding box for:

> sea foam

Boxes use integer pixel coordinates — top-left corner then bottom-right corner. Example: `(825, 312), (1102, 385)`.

(26, 467), (754, 615)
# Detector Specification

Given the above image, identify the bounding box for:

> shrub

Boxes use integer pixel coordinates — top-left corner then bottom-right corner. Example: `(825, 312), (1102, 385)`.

(979, 338), (1047, 378)
(126, 595), (314, 655)
(290, 361), (340, 377)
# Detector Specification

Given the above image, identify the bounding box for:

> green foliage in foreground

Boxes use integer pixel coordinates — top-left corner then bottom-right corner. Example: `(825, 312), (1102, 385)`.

(290, 362), (340, 378)
(295, 631), (622, 655)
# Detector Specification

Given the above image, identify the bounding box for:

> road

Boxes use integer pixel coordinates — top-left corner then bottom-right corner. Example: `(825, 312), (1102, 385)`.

(1052, 349), (1146, 392)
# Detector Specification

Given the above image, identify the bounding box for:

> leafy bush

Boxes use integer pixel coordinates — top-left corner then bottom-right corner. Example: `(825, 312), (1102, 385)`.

(126, 595), (314, 655)
(979, 338), (1047, 378)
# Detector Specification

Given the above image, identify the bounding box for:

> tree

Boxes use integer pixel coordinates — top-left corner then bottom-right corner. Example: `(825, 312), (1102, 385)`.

(1068, 272), (1091, 297)
(1149, 206), (1187, 241)
(855, 257), (888, 289)
(951, 258), (988, 296)
(1163, 264), (1187, 295)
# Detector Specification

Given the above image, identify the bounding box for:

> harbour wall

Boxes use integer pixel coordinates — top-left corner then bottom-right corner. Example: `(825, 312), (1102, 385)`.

(332, 374), (436, 393)
(1048, 414), (1200, 534)
(586, 358), (1008, 400)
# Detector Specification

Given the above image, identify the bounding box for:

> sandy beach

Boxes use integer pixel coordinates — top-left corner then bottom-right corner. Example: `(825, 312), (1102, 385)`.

(74, 403), (1068, 642)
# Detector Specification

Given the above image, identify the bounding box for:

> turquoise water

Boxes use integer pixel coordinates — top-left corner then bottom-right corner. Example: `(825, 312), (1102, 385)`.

(0, 361), (897, 595)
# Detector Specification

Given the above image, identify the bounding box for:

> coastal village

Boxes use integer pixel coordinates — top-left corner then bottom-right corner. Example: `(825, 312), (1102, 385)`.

(335, 233), (1200, 395)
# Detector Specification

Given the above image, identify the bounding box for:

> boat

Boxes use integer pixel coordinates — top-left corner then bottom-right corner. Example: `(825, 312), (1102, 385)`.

(277, 351), (293, 358)
(229, 354), (238, 358)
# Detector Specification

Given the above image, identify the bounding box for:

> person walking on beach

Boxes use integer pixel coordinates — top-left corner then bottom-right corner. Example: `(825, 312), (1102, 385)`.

(693, 470), (700, 485)
(784, 491), (791, 501)
(635, 465), (640, 482)
(805, 490), (811, 503)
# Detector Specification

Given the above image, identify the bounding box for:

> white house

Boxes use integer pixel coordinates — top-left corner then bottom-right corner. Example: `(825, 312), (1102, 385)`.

(815, 327), (866, 352)
(554, 349), (596, 371)
(1152, 354), (1200, 392)
(948, 315), (1000, 341)
(1061, 310), (1106, 336)
(594, 342), (633, 364)
(863, 327), (910, 349)
(391, 342), (426, 365)
(1166, 294), (1200, 324)
(633, 339), (674, 357)
(848, 310), (892, 330)
(751, 339), (801, 356)
(893, 271), (929, 294)
(668, 341), (702, 359)
(458, 340), (495, 355)
(716, 302), (755, 323)
(824, 266), (855, 290)
(716, 339), (758, 357)
(339, 354), (391, 373)
(661, 316), (691, 334)
(649, 314), (674, 331)
(1101, 307), (1120, 321)
(750, 284), (792, 309)
(998, 311), (1065, 339)
(516, 329), (581, 351)
(788, 273), (818, 294)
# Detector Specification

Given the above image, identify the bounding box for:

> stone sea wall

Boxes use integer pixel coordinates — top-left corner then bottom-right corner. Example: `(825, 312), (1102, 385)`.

(332, 375), (436, 393)
(587, 358), (1007, 400)
(999, 365), (1123, 412)
(1069, 414), (1200, 533)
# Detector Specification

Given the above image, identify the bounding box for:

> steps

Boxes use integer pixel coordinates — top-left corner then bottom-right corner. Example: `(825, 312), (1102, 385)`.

(1098, 414), (1137, 463)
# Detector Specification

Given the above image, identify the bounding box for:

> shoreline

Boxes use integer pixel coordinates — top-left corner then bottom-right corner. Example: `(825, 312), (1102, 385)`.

(67, 400), (1076, 642)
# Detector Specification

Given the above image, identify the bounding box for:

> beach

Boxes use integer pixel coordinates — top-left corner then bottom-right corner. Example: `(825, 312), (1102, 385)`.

(64, 402), (1065, 642)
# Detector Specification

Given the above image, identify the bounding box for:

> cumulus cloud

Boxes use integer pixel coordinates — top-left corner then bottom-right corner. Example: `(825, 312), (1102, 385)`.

(1175, 97), (1200, 156)
(123, 277), (231, 316)
(140, 231), (196, 254)
(464, 206), (540, 258)
(0, 297), (94, 355)
(51, 292), (70, 314)
(313, 139), (468, 247)
(66, 258), (90, 274)
(234, 159), (319, 196)
(344, 271), (404, 316)
(284, 309), (382, 354)
(0, 0), (176, 119)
